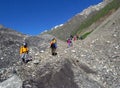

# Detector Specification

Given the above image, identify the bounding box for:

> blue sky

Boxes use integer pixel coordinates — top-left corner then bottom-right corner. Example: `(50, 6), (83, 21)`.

(0, 0), (102, 35)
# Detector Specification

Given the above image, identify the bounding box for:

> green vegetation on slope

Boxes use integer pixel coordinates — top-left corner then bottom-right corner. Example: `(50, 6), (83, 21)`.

(80, 31), (93, 40)
(74, 0), (120, 37)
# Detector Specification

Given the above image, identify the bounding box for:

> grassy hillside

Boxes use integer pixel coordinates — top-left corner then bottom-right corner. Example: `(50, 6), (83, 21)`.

(74, 0), (120, 38)
(46, 15), (88, 41)
(47, 0), (120, 41)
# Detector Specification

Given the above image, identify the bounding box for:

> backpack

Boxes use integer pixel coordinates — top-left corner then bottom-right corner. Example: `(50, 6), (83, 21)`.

(51, 43), (57, 48)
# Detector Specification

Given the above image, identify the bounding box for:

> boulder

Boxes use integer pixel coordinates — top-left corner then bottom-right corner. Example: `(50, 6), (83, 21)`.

(0, 75), (22, 88)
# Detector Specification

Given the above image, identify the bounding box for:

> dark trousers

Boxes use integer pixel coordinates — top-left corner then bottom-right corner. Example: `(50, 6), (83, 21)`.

(51, 48), (57, 55)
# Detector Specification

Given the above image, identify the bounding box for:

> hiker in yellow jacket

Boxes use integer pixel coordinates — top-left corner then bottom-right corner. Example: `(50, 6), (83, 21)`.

(50, 38), (57, 56)
(20, 42), (29, 63)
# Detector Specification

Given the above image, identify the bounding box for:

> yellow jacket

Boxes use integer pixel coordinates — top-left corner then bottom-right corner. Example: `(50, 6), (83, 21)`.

(50, 39), (57, 45)
(20, 46), (29, 54)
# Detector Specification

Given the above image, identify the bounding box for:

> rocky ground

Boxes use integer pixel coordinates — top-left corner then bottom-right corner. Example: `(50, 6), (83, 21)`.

(0, 7), (120, 88)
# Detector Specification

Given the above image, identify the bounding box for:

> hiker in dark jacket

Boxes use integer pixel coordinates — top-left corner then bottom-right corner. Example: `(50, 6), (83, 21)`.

(70, 35), (73, 40)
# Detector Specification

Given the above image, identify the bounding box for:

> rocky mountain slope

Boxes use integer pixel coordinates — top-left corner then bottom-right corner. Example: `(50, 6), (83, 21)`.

(0, 26), (55, 69)
(0, 7), (120, 88)
(0, 27), (26, 68)
(47, 0), (113, 40)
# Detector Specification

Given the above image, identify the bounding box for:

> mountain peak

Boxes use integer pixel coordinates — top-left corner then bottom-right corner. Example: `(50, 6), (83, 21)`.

(78, 0), (112, 16)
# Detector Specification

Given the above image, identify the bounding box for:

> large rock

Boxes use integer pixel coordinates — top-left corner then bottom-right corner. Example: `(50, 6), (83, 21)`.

(0, 75), (22, 88)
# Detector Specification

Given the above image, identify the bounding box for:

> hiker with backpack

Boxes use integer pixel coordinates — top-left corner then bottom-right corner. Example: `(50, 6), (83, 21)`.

(70, 35), (73, 40)
(76, 34), (79, 40)
(50, 38), (57, 56)
(67, 38), (71, 48)
(73, 35), (77, 41)
(67, 38), (73, 48)
(19, 42), (29, 63)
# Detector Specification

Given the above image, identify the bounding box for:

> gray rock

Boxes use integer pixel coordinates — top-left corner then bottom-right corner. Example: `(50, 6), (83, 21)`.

(0, 75), (22, 88)
(33, 60), (40, 64)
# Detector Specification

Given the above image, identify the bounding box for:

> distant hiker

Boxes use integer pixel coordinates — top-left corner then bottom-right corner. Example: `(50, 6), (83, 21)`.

(76, 34), (79, 40)
(80, 36), (83, 40)
(50, 38), (57, 56)
(67, 38), (71, 48)
(70, 35), (73, 40)
(20, 42), (29, 63)
(73, 35), (77, 41)
(67, 38), (73, 48)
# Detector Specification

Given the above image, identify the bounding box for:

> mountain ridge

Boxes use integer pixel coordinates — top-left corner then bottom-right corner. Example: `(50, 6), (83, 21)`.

(47, 0), (118, 40)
